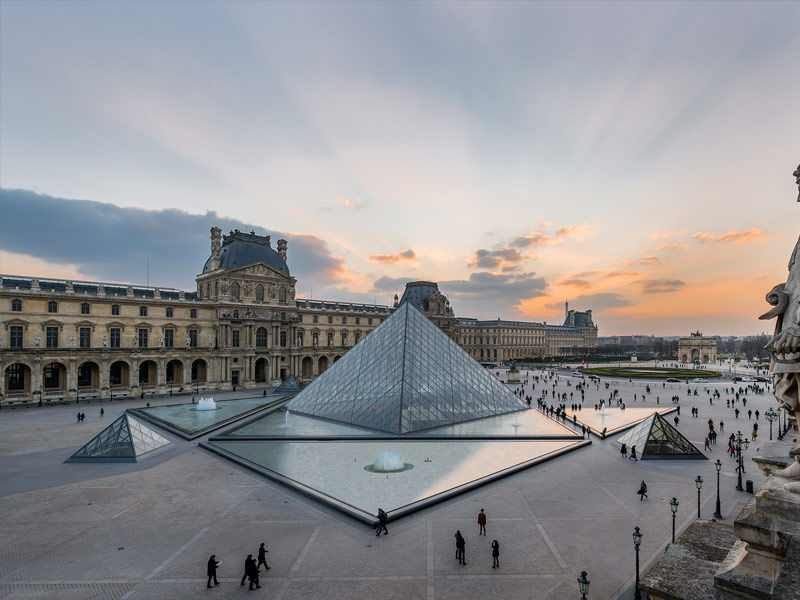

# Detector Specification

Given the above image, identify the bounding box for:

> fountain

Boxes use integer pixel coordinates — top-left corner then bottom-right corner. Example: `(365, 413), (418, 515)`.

(365, 450), (412, 473)
(195, 397), (217, 411)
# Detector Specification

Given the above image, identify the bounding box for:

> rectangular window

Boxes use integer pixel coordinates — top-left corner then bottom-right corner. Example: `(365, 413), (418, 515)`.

(164, 329), (174, 348)
(232, 330), (240, 347)
(327, 332), (333, 346)
(342, 316), (347, 325)
(79, 327), (91, 349)
(46, 326), (58, 348)
(110, 328), (120, 348)
(341, 332), (347, 346)
(138, 328), (148, 348)
(189, 329), (198, 348)
(312, 315), (318, 324)
(312, 333), (319, 346)
(280, 331), (287, 347)
(10, 326), (23, 348)
(111, 304), (120, 316)
(81, 303), (90, 315)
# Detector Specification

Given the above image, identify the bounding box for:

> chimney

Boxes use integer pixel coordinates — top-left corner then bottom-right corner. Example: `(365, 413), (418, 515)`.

(277, 239), (288, 261)
(209, 227), (222, 270)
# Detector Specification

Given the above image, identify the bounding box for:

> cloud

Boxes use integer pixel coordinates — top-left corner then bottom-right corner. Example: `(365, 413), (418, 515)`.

(714, 228), (766, 244)
(622, 256), (661, 266)
(510, 223), (588, 248)
(649, 230), (687, 241)
(604, 270), (639, 278)
(692, 229), (765, 244)
(558, 278), (592, 288)
(319, 197), (368, 211)
(0, 188), (351, 289)
(468, 247), (525, 270)
(369, 249), (417, 264)
(545, 292), (632, 311)
(640, 279), (685, 294)
(657, 243), (686, 251)
(440, 271), (548, 316)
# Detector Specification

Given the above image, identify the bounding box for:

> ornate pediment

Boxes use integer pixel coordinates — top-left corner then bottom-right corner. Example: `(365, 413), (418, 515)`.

(230, 263), (295, 282)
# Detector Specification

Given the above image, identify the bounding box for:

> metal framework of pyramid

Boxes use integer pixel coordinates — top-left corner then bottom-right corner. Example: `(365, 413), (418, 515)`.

(274, 374), (302, 395)
(287, 302), (527, 434)
(616, 412), (706, 459)
(66, 413), (171, 463)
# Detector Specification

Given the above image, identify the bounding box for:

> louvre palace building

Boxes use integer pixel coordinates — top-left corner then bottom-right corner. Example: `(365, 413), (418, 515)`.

(0, 228), (596, 405)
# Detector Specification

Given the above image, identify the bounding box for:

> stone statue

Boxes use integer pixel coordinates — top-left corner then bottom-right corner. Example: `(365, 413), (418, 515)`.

(69, 335), (76, 348)
(34, 335), (40, 347)
(160, 336), (164, 347)
(760, 162), (800, 480)
(102, 335), (108, 347)
(209, 335), (214, 348)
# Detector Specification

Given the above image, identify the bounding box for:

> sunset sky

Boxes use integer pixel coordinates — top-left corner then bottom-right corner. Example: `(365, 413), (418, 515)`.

(1, 1), (798, 336)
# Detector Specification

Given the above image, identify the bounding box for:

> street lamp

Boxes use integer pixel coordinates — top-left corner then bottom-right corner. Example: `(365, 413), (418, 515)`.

(670, 497), (679, 543)
(765, 408), (777, 441)
(778, 407), (784, 440)
(735, 431), (750, 491)
(695, 475), (703, 519)
(577, 570), (590, 599)
(714, 460), (723, 519)
(632, 526), (643, 600)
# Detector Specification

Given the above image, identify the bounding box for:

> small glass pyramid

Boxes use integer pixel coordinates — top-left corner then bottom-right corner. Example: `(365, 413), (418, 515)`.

(274, 374), (302, 395)
(66, 413), (171, 463)
(287, 302), (526, 434)
(616, 412), (705, 459)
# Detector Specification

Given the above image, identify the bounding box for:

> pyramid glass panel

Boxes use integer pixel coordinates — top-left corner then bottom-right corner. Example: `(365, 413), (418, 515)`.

(287, 302), (526, 434)
(616, 413), (705, 459)
(274, 375), (302, 395)
(66, 414), (171, 463)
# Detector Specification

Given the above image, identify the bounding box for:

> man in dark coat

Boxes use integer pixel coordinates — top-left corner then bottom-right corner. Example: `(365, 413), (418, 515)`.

(455, 530), (466, 565)
(246, 555), (260, 590)
(375, 508), (388, 536)
(240, 554), (252, 586)
(257, 542), (270, 570)
(477, 509), (487, 536)
(207, 554), (219, 588)
(491, 540), (500, 568)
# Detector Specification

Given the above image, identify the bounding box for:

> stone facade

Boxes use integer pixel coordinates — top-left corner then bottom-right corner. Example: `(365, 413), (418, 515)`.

(678, 331), (718, 363)
(1, 229), (597, 405)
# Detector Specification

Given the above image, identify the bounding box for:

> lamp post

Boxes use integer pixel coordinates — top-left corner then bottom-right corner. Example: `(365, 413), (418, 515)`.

(695, 475), (703, 519)
(670, 497), (679, 543)
(735, 431), (750, 491)
(765, 408), (777, 441)
(633, 526), (643, 600)
(714, 459), (723, 519)
(778, 407), (784, 440)
(577, 570), (590, 599)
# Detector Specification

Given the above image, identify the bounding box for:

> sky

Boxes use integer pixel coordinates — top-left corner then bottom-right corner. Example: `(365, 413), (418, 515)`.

(1, 1), (798, 336)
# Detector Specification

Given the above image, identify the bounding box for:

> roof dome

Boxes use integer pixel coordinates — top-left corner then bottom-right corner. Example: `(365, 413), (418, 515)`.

(203, 230), (290, 276)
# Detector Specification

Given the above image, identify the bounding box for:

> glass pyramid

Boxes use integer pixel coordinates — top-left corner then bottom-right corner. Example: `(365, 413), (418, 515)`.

(287, 302), (527, 434)
(616, 412), (706, 459)
(274, 374), (302, 395)
(66, 413), (171, 463)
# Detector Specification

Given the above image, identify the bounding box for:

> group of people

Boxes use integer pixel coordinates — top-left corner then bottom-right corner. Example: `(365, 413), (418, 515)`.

(620, 443), (638, 461)
(452, 510), (500, 568)
(205, 543), (269, 590)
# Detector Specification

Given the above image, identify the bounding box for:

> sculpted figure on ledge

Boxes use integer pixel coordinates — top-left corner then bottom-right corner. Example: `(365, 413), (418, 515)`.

(760, 163), (800, 479)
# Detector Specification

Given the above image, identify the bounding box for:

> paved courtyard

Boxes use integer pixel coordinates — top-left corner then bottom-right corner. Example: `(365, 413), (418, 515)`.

(0, 370), (789, 600)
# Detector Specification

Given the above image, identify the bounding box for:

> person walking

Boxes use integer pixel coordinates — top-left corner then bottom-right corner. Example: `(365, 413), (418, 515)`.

(99, 407), (104, 418)
(257, 543), (270, 571)
(455, 531), (466, 566)
(240, 554), (252, 586)
(704, 437), (710, 450)
(637, 480), (648, 500)
(477, 509), (487, 536)
(621, 443), (628, 459)
(375, 508), (388, 536)
(491, 539), (500, 568)
(629, 445), (638, 461)
(207, 554), (219, 588)
(247, 555), (260, 590)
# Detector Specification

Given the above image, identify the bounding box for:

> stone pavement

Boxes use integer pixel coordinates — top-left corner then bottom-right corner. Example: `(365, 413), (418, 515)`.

(0, 372), (790, 600)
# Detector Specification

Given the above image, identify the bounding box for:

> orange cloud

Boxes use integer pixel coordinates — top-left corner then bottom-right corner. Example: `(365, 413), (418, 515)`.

(468, 247), (526, 271)
(558, 277), (593, 288)
(369, 249), (417, 264)
(510, 223), (588, 248)
(555, 224), (588, 240)
(657, 243), (686, 251)
(622, 256), (661, 266)
(692, 229), (765, 245)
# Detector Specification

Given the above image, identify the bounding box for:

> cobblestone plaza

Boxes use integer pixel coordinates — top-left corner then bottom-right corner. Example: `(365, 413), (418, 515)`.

(0, 371), (782, 600)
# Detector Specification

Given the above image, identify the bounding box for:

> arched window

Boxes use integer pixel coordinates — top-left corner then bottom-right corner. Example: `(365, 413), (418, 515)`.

(81, 303), (90, 315)
(256, 327), (268, 347)
(278, 287), (286, 303)
(11, 299), (22, 312)
(139, 306), (147, 317)
(48, 301), (58, 313)
(255, 284), (264, 302)
(231, 281), (240, 300)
